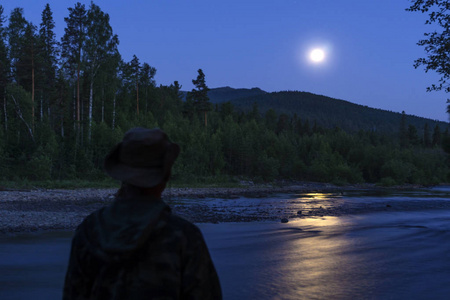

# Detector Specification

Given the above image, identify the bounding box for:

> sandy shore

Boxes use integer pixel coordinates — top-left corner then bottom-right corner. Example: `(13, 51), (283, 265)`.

(0, 183), (449, 234)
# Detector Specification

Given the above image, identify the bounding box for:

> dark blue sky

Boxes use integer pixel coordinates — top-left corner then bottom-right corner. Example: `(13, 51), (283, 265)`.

(4, 0), (449, 121)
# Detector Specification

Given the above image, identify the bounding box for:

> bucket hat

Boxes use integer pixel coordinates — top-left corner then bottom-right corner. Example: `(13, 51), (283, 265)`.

(104, 127), (180, 188)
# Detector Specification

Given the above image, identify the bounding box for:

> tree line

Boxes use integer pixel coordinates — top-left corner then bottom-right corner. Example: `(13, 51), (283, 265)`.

(0, 3), (448, 186)
(228, 91), (449, 135)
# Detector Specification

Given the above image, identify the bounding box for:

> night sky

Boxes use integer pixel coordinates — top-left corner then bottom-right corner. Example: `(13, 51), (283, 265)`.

(3, 0), (449, 122)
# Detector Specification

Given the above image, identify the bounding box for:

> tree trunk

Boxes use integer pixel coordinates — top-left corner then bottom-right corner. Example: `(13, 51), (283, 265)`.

(80, 97), (84, 146)
(60, 86), (64, 138)
(136, 81), (139, 116)
(48, 92), (51, 121)
(40, 93), (43, 121)
(3, 93), (7, 132)
(73, 87), (76, 130)
(88, 79), (93, 142)
(101, 87), (104, 123)
(31, 47), (35, 132)
(112, 92), (116, 129)
(145, 87), (148, 113)
(76, 61), (80, 130)
(11, 95), (35, 143)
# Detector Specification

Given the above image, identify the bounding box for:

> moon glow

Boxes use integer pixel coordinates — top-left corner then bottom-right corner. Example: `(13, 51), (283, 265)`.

(310, 48), (325, 62)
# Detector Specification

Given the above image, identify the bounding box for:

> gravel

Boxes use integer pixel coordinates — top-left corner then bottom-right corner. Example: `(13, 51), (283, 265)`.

(0, 184), (449, 234)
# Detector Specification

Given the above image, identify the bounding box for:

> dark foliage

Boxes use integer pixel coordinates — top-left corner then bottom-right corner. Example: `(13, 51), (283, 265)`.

(0, 3), (448, 186)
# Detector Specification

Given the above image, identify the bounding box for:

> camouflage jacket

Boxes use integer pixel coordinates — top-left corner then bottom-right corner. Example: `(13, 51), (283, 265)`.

(63, 194), (222, 300)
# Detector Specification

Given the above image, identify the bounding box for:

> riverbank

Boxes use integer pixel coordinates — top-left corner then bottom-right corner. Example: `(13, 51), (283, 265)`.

(0, 183), (449, 234)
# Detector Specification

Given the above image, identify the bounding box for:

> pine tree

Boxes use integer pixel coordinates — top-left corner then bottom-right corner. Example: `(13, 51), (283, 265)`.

(276, 113), (290, 134)
(22, 22), (38, 131)
(432, 124), (442, 147)
(265, 109), (277, 131)
(130, 55), (140, 116)
(247, 102), (260, 122)
(220, 101), (234, 119)
(399, 111), (409, 148)
(187, 69), (211, 127)
(182, 96), (195, 121)
(39, 3), (58, 123)
(7, 8), (28, 85)
(139, 62), (156, 113)
(423, 123), (431, 147)
(303, 119), (311, 136)
(408, 124), (420, 145)
(172, 80), (183, 102)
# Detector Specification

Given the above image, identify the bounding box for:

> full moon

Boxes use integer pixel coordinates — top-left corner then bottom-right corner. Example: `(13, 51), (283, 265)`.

(310, 48), (325, 62)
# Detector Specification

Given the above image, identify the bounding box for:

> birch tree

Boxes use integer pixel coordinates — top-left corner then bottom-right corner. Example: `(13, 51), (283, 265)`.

(61, 2), (87, 130)
(8, 8), (38, 132)
(0, 6), (10, 133)
(84, 2), (118, 141)
(408, 0), (450, 117)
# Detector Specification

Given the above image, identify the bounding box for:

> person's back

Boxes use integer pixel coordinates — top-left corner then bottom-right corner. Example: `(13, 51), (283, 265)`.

(63, 128), (222, 299)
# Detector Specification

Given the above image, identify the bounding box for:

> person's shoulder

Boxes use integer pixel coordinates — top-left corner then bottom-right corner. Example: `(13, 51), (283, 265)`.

(164, 214), (209, 252)
(79, 207), (104, 227)
(167, 214), (203, 236)
(72, 207), (106, 241)
(167, 214), (199, 229)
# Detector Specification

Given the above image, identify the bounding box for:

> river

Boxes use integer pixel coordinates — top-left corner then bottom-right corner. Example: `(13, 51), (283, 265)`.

(1, 187), (449, 300)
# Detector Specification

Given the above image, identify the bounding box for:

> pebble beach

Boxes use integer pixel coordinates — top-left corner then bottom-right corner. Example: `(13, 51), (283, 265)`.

(1, 183), (449, 234)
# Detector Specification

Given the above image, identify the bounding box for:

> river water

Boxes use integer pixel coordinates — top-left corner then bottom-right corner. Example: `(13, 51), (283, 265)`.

(1, 188), (449, 300)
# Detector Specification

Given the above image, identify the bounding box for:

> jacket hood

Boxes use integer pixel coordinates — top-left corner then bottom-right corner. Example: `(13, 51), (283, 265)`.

(79, 195), (170, 262)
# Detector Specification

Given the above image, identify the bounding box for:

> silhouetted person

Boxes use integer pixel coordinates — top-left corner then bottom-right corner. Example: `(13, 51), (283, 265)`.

(63, 127), (221, 299)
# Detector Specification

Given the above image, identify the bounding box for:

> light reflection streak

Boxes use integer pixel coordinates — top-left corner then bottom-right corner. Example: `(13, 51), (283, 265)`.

(300, 192), (339, 200)
(289, 192), (344, 216)
(265, 217), (374, 300)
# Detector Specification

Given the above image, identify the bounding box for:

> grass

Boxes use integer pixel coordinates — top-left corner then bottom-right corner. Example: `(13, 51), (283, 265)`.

(0, 175), (245, 190)
(170, 175), (243, 188)
(0, 176), (444, 191)
(0, 178), (120, 190)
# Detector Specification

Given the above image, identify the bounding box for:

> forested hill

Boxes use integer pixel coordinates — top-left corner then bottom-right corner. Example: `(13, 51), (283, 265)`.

(181, 86), (267, 103)
(208, 86), (267, 103)
(220, 90), (449, 133)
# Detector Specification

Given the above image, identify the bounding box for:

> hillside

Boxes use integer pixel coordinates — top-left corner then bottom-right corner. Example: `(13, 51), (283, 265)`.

(207, 86), (267, 103)
(181, 86), (267, 103)
(225, 90), (449, 134)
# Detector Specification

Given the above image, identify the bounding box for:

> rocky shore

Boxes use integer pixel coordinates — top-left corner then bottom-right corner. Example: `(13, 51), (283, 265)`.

(0, 183), (449, 234)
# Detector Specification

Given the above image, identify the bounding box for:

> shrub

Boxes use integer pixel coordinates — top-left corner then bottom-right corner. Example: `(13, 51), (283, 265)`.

(379, 177), (397, 186)
(380, 159), (418, 184)
(27, 152), (52, 180)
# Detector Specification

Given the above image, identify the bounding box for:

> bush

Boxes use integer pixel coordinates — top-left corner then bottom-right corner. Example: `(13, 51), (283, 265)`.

(26, 152), (52, 180)
(332, 164), (364, 184)
(307, 160), (332, 182)
(442, 136), (450, 154)
(255, 153), (280, 181)
(380, 159), (418, 184)
(378, 177), (397, 186)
